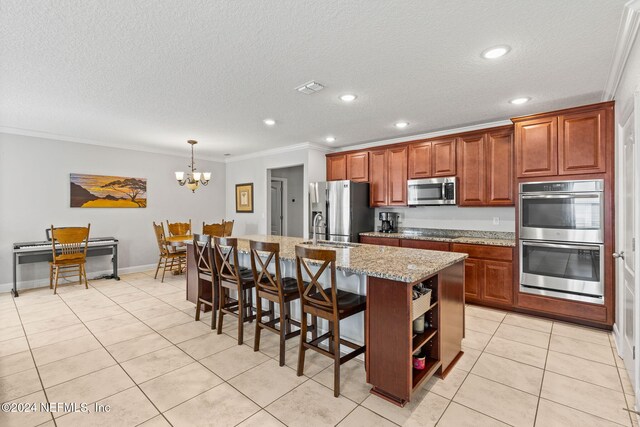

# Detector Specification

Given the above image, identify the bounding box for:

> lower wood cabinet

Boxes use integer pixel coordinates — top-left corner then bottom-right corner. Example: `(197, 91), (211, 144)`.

(399, 239), (450, 251)
(360, 235), (400, 246)
(451, 243), (514, 307)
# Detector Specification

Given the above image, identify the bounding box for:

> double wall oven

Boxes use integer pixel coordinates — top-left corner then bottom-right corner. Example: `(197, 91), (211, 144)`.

(519, 180), (605, 304)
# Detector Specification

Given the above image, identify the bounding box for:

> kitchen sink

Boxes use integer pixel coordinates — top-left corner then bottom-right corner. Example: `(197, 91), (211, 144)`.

(300, 240), (360, 249)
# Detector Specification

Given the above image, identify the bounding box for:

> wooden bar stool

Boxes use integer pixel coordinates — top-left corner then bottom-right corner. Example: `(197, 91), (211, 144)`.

(192, 233), (218, 329)
(295, 245), (366, 397)
(214, 237), (256, 345)
(250, 240), (307, 366)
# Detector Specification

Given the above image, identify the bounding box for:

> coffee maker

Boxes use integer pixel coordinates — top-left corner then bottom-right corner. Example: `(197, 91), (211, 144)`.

(378, 212), (399, 233)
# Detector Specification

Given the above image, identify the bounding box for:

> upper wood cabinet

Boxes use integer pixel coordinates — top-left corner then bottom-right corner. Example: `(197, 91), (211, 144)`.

(326, 154), (347, 181)
(458, 133), (486, 206)
(407, 138), (456, 179)
(515, 117), (558, 178)
(368, 146), (407, 207)
(407, 141), (432, 179)
(513, 102), (612, 178)
(558, 109), (607, 175)
(458, 127), (514, 207)
(326, 151), (369, 182)
(369, 149), (388, 206)
(387, 146), (408, 205)
(346, 151), (369, 182)
(432, 139), (457, 176)
(486, 129), (514, 205)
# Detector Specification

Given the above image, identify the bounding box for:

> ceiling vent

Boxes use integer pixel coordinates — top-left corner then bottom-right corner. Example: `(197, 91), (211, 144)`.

(296, 81), (325, 94)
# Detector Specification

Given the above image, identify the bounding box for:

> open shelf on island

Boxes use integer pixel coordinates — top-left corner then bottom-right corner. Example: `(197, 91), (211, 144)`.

(412, 358), (441, 390)
(412, 327), (437, 352)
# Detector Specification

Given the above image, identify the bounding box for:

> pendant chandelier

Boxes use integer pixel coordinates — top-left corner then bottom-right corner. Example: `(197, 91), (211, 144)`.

(175, 140), (211, 193)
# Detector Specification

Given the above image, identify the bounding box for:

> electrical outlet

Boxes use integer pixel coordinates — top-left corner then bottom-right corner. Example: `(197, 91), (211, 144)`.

(492, 217), (500, 225)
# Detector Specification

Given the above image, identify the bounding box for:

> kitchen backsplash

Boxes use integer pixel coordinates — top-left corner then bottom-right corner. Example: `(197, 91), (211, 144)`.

(373, 206), (516, 232)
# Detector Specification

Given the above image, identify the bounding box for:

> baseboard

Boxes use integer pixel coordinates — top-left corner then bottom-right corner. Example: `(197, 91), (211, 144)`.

(0, 263), (158, 295)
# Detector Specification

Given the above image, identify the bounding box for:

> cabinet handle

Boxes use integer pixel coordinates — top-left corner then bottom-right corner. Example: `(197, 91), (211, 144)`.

(612, 251), (625, 260)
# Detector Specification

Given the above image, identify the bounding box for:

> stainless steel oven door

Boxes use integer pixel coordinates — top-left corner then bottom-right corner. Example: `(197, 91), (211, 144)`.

(520, 240), (604, 304)
(519, 192), (604, 243)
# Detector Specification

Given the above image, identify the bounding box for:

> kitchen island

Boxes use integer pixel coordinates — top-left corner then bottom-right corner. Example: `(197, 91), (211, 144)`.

(186, 235), (467, 406)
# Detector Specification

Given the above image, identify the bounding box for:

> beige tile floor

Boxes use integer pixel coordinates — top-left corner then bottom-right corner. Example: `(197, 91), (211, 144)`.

(0, 270), (638, 426)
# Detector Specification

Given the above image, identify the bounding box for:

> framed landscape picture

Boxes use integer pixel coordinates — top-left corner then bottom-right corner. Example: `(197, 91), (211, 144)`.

(70, 174), (147, 208)
(235, 183), (253, 213)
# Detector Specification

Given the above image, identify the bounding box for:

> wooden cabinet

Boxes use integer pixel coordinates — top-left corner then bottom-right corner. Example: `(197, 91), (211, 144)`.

(432, 139), (457, 176)
(458, 128), (514, 206)
(369, 150), (387, 206)
(483, 260), (514, 305)
(486, 129), (514, 205)
(407, 138), (456, 179)
(360, 235), (400, 246)
(558, 109), (607, 175)
(369, 146), (407, 207)
(327, 152), (369, 182)
(400, 239), (450, 251)
(346, 152), (369, 182)
(408, 141), (432, 179)
(458, 133), (486, 206)
(515, 117), (557, 178)
(451, 243), (514, 308)
(513, 102), (612, 178)
(326, 154), (347, 181)
(463, 258), (482, 302)
(388, 146), (408, 205)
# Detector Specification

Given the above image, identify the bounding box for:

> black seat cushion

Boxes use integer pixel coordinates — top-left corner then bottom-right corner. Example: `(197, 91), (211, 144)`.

(307, 288), (366, 312)
(256, 276), (299, 295)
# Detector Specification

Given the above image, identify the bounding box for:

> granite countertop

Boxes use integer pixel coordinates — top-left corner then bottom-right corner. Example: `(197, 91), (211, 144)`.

(360, 227), (515, 247)
(230, 235), (467, 283)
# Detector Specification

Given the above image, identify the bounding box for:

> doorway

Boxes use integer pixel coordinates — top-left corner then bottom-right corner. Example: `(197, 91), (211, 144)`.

(616, 93), (640, 405)
(269, 165), (304, 237)
(270, 178), (286, 236)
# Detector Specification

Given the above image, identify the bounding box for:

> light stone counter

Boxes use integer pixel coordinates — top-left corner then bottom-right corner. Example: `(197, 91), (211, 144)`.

(360, 227), (515, 247)
(234, 234), (467, 284)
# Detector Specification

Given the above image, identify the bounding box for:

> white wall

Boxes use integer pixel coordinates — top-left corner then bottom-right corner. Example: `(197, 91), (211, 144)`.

(225, 145), (327, 238)
(270, 165), (304, 237)
(0, 133), (225, 292)
(375, 206), (516, 232)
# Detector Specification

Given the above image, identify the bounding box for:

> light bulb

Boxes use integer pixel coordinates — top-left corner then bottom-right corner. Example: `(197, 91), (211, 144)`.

(203, 172), (211, 181)
(193, 172), (202, 181)
(175, 171), (184, 181)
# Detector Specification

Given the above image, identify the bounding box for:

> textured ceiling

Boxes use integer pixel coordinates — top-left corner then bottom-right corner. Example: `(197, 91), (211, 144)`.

(0, 0), (625, 158)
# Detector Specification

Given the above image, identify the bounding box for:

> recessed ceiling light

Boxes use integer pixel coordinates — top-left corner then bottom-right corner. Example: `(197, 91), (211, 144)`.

(339, 94), (357, 102)
(509, 97), (531, 105)
(325, 136), (336, 143)
(263, 119), (276, 126)
(481, 45), (511, 59)
(395, 121), (409, 129)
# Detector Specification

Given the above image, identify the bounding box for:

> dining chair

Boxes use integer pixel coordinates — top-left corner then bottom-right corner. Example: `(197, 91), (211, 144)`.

(202, 222), (225, 237)
(49, 224), (91, 295)
(295, 245), (366, 397)
(193, 233), (218, 329)
(213, 237), (256, 345)
(166, 219), (192, 237)
(153, 222), (186, 282)
(223, 220), (234, 237)
(250, 240), (304, 366)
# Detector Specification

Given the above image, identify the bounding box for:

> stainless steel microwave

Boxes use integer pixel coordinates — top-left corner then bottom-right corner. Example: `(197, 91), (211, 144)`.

(407, 177), (456, 206)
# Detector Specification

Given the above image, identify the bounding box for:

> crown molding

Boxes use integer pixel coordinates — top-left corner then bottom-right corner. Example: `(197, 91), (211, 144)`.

(330, 119), (512, 153)
(224, 141), (331, 163)
(602, 0), (640, 101)
(0, 127), (226, 163)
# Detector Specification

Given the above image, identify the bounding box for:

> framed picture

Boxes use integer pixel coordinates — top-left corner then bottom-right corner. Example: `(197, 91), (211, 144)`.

(70, 174), (147, 208)
(235, 183), (254, 213)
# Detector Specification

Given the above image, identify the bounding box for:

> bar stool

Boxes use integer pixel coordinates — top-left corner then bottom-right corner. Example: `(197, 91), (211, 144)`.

(192, 233), (217, 329)
(250, 240), (308, 366)
(213, 237), (256, 345)
(295, 245), (366, 397)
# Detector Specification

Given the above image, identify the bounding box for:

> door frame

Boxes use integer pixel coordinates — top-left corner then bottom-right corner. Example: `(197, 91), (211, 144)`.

(269, 177), (287, 236)
(614, 90), (640, 411)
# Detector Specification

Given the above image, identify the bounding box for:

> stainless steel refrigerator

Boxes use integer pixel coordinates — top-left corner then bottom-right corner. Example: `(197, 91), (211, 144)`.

(309, 180), (374, 242)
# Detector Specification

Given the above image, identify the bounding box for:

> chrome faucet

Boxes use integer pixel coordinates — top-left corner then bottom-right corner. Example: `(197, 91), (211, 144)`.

(312, 213), (325, 246)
